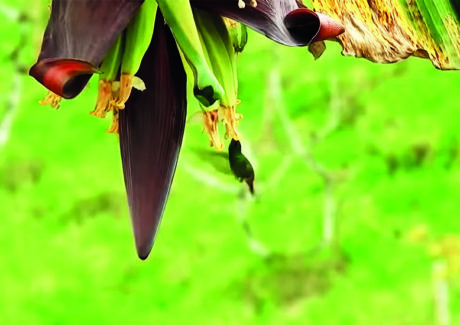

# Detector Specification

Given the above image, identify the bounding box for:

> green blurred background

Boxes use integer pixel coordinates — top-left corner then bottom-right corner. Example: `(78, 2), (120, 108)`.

(1, 1), (460, 324)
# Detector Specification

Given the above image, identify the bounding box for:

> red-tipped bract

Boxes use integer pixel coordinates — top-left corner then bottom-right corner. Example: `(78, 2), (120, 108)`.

(29, 0), (143, 99)
(29, 58), (99, 99)
(192, 0), (321, 46)
(312, 12), (345, 42)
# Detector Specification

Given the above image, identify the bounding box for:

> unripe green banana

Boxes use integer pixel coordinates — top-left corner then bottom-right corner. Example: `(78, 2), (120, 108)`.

(193, 8), (242, 147)
(195, 12), (236, 105)
(222, 18), (245, 89)
(101, 34), (125, 81)
(226, 19), (248, 53)
(156, 0), (224, 107)
(91, 33), (124, 118)
(121, 0), (157, 75)
(113, 0), (157, 109)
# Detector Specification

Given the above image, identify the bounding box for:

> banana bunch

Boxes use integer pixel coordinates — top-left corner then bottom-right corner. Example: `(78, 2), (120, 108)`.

(92, 0), (250, 134)
(91, 0), (157, 133)
(193, 8), (246, 150)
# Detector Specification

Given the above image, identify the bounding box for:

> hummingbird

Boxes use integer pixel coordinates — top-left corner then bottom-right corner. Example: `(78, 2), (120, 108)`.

(228, 139), (255, 195)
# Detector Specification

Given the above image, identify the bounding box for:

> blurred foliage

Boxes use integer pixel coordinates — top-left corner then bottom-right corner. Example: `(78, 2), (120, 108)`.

(1, 1), (460, 324)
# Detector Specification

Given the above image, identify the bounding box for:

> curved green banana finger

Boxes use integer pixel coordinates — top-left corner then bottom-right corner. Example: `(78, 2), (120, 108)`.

(115, 0), (158, 109)
(156, 0), (224, 107)
(121, 0), (157, 75)
(194, 8), (242, 147)
(228, 20), (248, 53)
(91, 33), (124, 118)
(101, 34), (124, 81)
(195, 11), (236, 104)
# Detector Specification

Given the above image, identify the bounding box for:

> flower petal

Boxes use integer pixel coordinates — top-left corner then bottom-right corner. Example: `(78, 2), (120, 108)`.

(29, 58), (99, 99)
(30, 0), (143, 98)
(305, 13), (345, 42)
(191, 0), (321, 46)
(119, 10), (187, 260)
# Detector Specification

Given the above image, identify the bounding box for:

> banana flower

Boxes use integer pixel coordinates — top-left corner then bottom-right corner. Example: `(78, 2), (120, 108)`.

(29, 0), (344, 259)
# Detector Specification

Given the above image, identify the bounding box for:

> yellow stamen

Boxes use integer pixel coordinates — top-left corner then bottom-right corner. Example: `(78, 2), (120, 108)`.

(111, 74), (146, 111)
(107, 105), (120, 134)
(112, 73), (133, 110)
(219, 100), (243, 140)
(203, 109), (224, 150)
(90, 80), (122, 134)
(90, 80), (113, 118)
(107, 82), (122, 134)
(250, 0), (257, 7)
(238, 0), (245, 9)
(223, 18), (238, 30)
(39, 91), (62, 109)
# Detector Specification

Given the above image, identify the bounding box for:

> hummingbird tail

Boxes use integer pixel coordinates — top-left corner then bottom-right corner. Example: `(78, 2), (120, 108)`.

(246, 179), (255, 195)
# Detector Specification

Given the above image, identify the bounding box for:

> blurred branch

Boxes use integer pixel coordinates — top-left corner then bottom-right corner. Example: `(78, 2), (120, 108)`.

(432, 261), (450, 325)
(183, 47), (345, 258)
(0, 72), (22, 149)
(234, 193), (271, 258)
(263, 155), (294, 190)
(182, 161), (271, 257)
(0, 4), (20, 20)
(0, 8), (29, 151)
(313, 77), (340, 145)
(182, 162), (239, 194)
(268, 48), (342, 252)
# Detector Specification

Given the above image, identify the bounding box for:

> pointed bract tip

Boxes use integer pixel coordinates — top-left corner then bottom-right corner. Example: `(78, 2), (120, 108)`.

(29, 58), (99, 99)
(312, 13), (345, 43)
(120, 9), (186, 262)
(135, 236), (154, 260)
(132, 218), (157, 260)
(137, 250), (151, 261)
